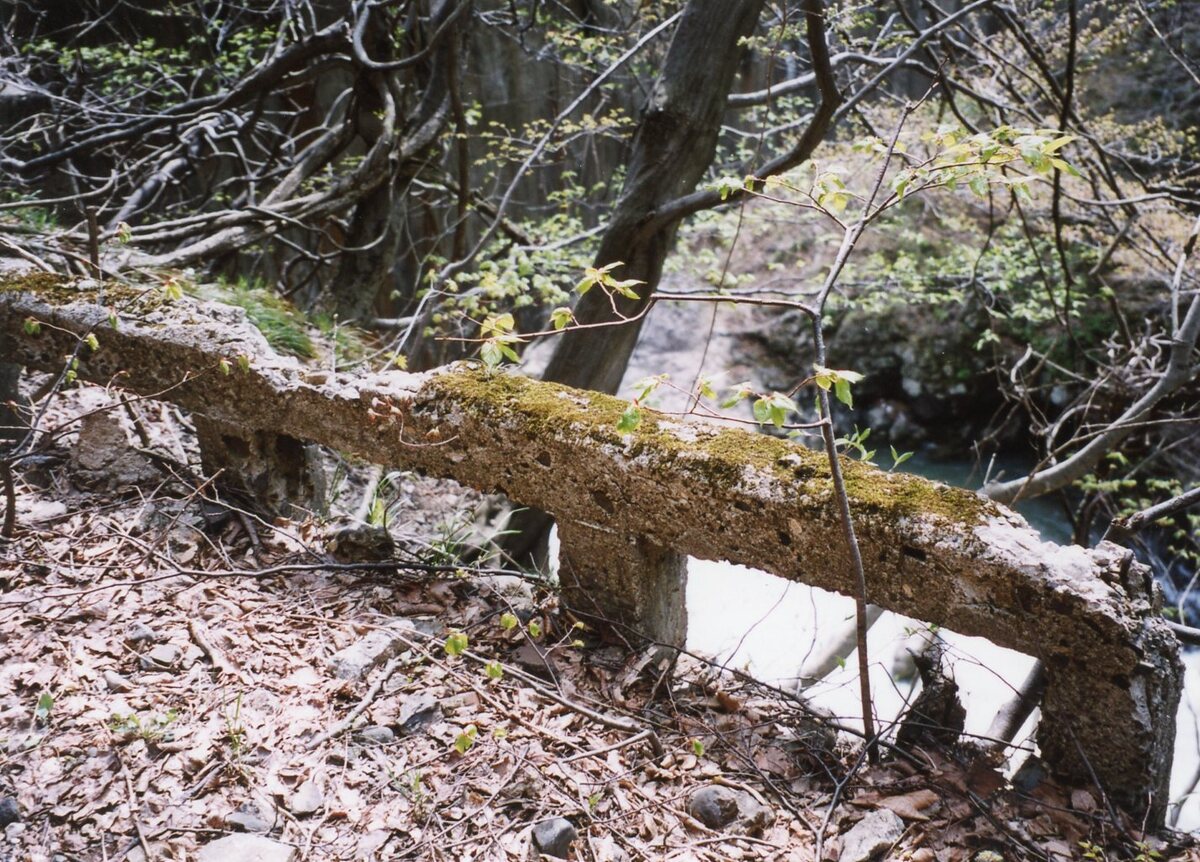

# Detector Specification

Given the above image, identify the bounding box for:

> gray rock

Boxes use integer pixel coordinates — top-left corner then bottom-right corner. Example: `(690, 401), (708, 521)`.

(196, 834), (296, 862)
(103, 670), (135, 693)
(476, 574), (534, 606)
(839, 809), (905, 862)
(325, 519), (395, 563)
(225, 806), (272, 833)
(688, 785), (740, 829)
(356, 725), (395, 745)
(290, 779), (324, 816)
(139, 644), (182, 671)
(686, 785), (774, 835)
(532, 817), (577, 858)
(125, 622), (160, 644)
(327, 622), (413, 681)
(398, 692), (441, 733)
(0, 796), (19, 826)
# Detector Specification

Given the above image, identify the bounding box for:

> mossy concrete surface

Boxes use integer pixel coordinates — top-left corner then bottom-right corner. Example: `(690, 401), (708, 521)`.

(0, 273), (1181, 824)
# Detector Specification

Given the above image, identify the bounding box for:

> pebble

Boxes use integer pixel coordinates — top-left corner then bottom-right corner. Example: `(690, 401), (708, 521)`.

(290, 779), (324, 816)
(531, 817), (577, 858)
(139, 644), (182, 671)
(0, 796), (19, 826)
(225, 807), (272, 833)
(125, 622), (160, 644)
(103, 670), (135, 693)
(356, 725), (396, 745)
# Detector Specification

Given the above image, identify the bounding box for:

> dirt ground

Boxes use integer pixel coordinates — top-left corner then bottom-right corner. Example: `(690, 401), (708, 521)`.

(0, 386), (1196, 862)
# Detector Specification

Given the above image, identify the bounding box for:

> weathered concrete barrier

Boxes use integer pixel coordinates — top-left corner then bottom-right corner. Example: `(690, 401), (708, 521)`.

(0, 273), (1182, 822)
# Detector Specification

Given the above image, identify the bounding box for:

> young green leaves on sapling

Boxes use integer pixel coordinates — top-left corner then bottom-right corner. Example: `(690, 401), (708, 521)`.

(550, 307), (574, 330)
(813, 365), (864, 409)
(889, 445), (914, 472)
(575, 261), (644, 300)
(753, 392), (799, 428)
(479, 312), (524, 368)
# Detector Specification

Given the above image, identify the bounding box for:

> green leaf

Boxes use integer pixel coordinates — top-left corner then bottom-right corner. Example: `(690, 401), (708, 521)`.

(369, 497), (386, 527)
(218, 358), (232, 376)
(834, 378), (853, 408)
(691, 739), (705, 757)
(752, 397), (771, 425)
(499, 612), (518, 631)
(527, 620), (542, 638)
(84, 332), (100, 352)
(617, 404), (642, 433)
(485, 661), (504, 680)
(712, 176), (742, 201)
(22, 317), (41, 336)
(34, 692), (53, 722)
(720, 383), (753, 409)
(444, 631), (469, 657)
(550, 307), (573, 330)
(608, 277), (645, 300)
(236, 354), (251, 374)
(632, 375), (664, 402)
(480, 340), (503, 368)
(453, 724), (478, 754)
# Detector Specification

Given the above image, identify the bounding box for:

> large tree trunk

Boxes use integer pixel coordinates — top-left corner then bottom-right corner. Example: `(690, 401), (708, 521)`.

(540, 0), (765, 392)
(505, 0), (766, 564)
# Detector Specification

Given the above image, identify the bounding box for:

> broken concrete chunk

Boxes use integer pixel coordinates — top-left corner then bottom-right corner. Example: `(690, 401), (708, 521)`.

(326, 621), (413, 681)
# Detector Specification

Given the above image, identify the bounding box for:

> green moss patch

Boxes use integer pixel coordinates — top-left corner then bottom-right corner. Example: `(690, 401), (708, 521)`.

(0, 271), (156, 309)
(432, 367), (997, 528)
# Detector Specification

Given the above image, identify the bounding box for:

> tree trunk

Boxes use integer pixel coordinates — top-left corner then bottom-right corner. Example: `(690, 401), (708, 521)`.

(540, 0), (766, 393)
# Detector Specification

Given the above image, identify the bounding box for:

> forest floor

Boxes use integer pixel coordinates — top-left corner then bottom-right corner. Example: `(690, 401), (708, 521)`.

(1, 387), (1197, 862)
